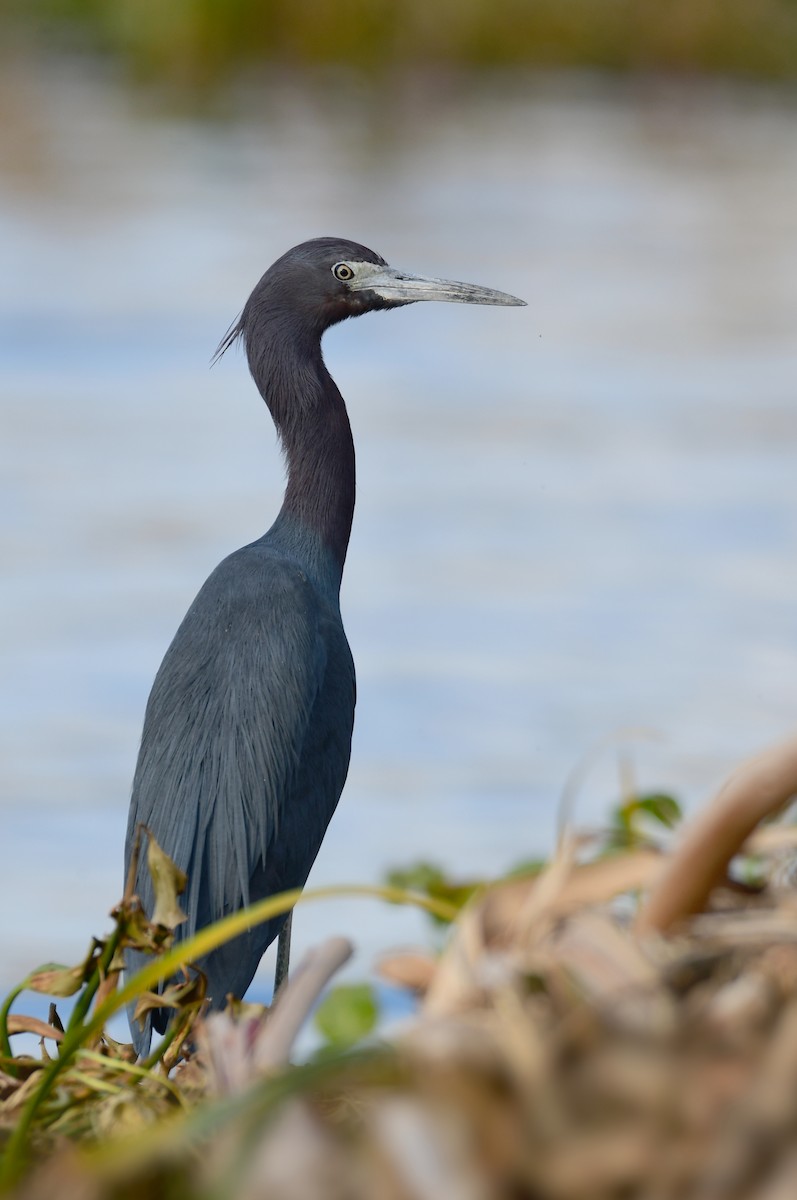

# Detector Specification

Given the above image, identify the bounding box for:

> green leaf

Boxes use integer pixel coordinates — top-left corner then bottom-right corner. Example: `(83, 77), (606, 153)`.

(633, 793), (682, 829)
(385, 861), (479, 924)
(607, 792), (683, 849)
(314, 984), (379, 1047)
(385, 861), (448, 894)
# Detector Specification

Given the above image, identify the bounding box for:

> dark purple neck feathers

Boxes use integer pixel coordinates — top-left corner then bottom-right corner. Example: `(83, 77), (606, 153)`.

(243, 311), (356, 579)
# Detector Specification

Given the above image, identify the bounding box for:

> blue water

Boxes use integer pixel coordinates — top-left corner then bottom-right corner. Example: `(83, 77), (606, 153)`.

(2, 60), (797, 1003)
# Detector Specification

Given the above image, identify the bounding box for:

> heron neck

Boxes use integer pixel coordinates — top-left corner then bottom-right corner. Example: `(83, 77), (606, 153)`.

(249, 329), (355, 595)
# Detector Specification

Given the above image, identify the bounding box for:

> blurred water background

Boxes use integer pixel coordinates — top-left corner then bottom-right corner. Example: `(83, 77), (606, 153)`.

(1, 6), (797, 1000)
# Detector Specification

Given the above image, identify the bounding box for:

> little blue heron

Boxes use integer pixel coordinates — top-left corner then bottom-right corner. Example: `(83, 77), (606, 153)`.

(124, 237), (524, 1055)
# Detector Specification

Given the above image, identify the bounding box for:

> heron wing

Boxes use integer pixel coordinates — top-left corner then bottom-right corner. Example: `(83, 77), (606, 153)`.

(124, 545), (351, 994)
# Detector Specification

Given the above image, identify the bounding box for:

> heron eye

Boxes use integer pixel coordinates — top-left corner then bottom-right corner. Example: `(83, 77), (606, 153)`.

(332, 262), (355, 282)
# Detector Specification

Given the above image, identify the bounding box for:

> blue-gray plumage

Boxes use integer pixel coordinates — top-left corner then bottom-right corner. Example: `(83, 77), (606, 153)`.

(124, 237), (524, 1056)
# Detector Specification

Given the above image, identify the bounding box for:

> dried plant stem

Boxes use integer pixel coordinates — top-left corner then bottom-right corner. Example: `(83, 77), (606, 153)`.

(636, 732), (797, 935)
(253, 936), (353, 1070)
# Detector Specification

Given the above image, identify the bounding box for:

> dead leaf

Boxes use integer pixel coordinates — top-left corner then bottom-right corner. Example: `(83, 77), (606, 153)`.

(377, 952), (437, 994)
(28, 943), (102, 997)
(145, 831), (187, 930)
(6, 1016), (64, 1043)
(132, 976), (204, 1024)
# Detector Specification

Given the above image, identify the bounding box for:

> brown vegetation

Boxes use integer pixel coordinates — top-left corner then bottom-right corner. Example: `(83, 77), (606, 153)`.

(3, 735), (797, 1197)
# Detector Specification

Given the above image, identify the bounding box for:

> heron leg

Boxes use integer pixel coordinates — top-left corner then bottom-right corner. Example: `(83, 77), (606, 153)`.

(274, 910), (293, 998)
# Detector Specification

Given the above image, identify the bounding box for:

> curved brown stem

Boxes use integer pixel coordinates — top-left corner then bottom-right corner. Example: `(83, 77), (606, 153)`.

(635, 732), (797, 936)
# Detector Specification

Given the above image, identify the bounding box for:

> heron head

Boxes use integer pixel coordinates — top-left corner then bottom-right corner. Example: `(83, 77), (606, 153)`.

(213, 237), (525, 361)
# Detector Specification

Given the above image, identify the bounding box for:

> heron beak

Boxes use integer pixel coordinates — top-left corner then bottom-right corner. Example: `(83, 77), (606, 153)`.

(351, 264), (526, 307)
